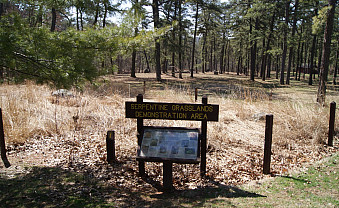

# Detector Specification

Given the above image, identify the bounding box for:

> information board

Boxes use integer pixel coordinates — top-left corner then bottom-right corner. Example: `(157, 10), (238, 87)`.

(138, 127), (200, 161)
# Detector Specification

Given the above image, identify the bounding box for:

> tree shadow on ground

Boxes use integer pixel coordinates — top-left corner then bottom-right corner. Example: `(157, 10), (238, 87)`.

(146, 175), (265, 207)
(111, 73), (280, 101)
(116, 72), (338, 102)
(0, 165), (265, 208)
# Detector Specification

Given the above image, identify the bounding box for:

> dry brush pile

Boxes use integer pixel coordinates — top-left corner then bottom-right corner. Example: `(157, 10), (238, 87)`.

(0, 79), (338, 192)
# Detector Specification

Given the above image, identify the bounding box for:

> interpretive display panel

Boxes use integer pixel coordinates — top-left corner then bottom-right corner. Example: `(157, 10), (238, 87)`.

(138, 127), (200, 161)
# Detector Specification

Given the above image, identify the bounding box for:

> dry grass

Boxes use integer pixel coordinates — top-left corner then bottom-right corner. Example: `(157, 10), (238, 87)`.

(0, 74), (338, 188)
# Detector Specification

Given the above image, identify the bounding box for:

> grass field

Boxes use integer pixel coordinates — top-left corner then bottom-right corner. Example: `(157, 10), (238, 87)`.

(0, 72), (338, 207)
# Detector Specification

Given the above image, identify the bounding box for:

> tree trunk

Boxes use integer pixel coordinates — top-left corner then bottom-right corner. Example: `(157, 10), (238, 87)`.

(76, 8), (80, 30)
(213, 36), (217, 73)
(162, 43), (168, 74)
(131, 0), (139, 78)
(267, 55), (271, 78)
(191, 2), (199, 78)
(298, 41), (304, 81)
(295, 33), (302, 80)
(250, 18), (257, 81)
(246, 48), (250, 76)
(317, 0), (337, 104)
(260, 38), (266, 80)
(171, 1), (178, 77)
(103, 3), (107, 28)
(309, 35), (317, 85)
(201, 11), (210, 74)
(144, 50), (150, 72)
(286, 0), (299, 85)
(51, 8), (56, 32)
(201, 34), (207, 73)
(131, 49), (137, 77)
(93, 3), (99, 26)
(275, 55), (279, 79)
(308, 1), (319, 85)
(304, 43), (309, 80)
(227, 41), (230, 73)
(280, 0), (290, 85)
(37, 6), (43, 27)
(152, 0), (161, 81)
(220, 37), (226, 74)
(202, 34), (207, 73)
(80, 9), (83, 30)
(264, 11), (276, 80)
(178, 0), (183, 79)
(237, 56), (241, 75)
(333, 39), (338, 85)
(0, 3), (4, 19)
(317, 41), (322, 77)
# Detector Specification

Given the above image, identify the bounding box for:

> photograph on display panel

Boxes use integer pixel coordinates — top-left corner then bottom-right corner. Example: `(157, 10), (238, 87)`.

(138, 127), (200, 161)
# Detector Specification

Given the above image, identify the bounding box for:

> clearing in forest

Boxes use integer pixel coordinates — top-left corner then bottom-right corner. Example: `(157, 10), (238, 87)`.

(0, 72), (338, 207)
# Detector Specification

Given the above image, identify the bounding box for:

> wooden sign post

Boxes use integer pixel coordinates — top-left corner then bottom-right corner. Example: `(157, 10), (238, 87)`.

(126, 94), (219, 190)
(137, 94), (145, 176)
(200, 96), (208, 176)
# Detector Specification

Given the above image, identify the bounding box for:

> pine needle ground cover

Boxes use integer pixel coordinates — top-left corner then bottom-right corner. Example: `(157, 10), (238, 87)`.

(0, 72), (338, 207)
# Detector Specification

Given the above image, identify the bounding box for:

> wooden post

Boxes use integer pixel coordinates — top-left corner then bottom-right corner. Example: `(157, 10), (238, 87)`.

(0, 108), (10, 168)
(328, 101), (336, 146)
(137, 94), (145, 176)
(106, 131), (115, 163)
(163, 161), (173, 191)
(200, 95), (208, 177)
(195, 88), (198, 102)
(263, 114), (273, 174)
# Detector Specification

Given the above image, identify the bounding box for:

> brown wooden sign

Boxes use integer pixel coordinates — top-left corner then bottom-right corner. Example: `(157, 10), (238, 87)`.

(126, 94), (218, 190)
(125, 102), (219, 121)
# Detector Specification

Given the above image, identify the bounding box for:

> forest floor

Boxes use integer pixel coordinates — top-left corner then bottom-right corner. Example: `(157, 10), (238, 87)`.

(0, 72), (338, 207)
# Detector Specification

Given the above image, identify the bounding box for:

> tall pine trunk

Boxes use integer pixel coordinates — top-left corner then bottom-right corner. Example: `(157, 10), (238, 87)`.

(280, 0), (290, 85)
(220, 36), (227, 74)
(317, 0), (337, 104)
(178, 0), (183, 79)
(298, 41), (304, 81)
(171, 1), (178, 77)
(190, 2), (199, 78)
(152, 0), (161, 81)
(131, 0), (139, 78)
(286, 0), (299, 84)
(250, 18), (258, 81)
(333, 39), (338, 85)
(263, 11), (276, 80)
(260, 38), (266, 80)
(309, 35), (317, 85)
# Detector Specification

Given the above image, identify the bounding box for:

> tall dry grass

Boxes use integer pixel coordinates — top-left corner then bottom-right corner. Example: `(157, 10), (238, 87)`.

(0, 80), (336, 160)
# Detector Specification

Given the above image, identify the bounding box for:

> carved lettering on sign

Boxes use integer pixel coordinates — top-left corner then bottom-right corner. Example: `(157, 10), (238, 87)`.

(126, 102), (219, 121)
